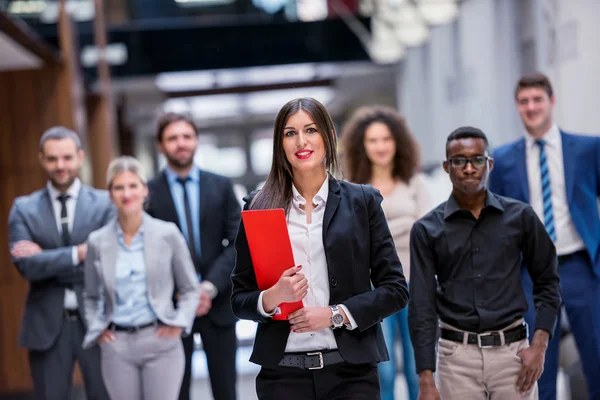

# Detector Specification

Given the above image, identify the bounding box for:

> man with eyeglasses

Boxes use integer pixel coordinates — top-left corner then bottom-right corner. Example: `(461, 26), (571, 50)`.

(489, 73), (600, 400)
(408, 126), (561, 400)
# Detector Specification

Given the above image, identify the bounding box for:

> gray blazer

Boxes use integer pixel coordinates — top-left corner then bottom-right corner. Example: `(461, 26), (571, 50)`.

(8, 185), (114, 351)
(82, 213), (200, 349)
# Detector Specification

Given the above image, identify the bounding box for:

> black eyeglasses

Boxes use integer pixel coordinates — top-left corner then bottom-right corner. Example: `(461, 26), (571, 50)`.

(447, 156), (490, 168)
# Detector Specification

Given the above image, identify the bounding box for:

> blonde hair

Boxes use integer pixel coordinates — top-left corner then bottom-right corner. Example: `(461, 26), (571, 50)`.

(106, 156), (147, 189)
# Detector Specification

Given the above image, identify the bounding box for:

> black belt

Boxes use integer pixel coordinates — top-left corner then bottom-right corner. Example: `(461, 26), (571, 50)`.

(558, 249), (587, 264)
(108, 321), (156, 333)
(64, 309), (79, 321)
(441, 323), (528, 348)
(278, 350), (344, 370)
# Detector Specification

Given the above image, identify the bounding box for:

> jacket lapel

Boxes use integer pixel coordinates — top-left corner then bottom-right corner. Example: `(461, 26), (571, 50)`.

(514, 139), (530, 204)
(560, 131), (576, 204)
(323, 177), (341, 238)
(40, 189), (62, 247)
(71, 185), (89, 244)
(141, 213), (158, 296)
(159, 171), (181, 227)
(199, 170), (209, 230)
(101, 220), (119, 305)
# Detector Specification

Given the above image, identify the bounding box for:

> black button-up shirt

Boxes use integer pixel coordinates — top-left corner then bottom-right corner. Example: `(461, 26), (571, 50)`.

(408, 190), (561, 373)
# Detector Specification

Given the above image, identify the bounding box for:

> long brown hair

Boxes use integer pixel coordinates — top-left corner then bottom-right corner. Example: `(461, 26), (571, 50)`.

(251, 97), (341, 212)
(341, 105), (419, 184)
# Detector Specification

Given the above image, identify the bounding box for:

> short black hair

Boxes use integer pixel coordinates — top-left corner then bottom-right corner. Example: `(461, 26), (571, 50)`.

(446, 126), (489, 157)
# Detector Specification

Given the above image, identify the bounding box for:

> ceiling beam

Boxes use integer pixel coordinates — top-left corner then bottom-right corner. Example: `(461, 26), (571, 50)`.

(164, 78), (333, 98)
(0, 10), (60, 64)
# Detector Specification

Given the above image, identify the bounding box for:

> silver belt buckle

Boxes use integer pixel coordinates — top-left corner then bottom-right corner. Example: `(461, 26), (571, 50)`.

(307, 351), (324, 370)
(477, 332), (502, 348)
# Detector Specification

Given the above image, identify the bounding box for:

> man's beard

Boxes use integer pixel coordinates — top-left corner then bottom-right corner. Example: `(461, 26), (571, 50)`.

(50, 174), (76, 191)
(167, 155), (194, 169)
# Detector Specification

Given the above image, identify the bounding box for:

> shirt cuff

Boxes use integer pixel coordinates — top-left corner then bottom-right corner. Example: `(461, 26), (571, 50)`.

(535, 308), (558, 339)
(338, 304), (358, 330)
(200, 281), (218, 299)
(415, 345), (438, 374)
(257, 291), (278, 318)
(71, 246), (79, 266)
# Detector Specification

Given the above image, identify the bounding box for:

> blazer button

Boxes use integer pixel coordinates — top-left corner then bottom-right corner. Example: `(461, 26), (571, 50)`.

(330, 278), (338, 287)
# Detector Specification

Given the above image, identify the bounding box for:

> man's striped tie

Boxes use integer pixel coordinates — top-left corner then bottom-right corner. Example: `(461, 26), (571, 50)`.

(536, 139), (557, 241)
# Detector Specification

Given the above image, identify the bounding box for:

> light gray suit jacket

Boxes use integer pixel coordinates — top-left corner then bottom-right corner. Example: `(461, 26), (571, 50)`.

(82, 213), (200, 349)
(8, 185), (114, 351)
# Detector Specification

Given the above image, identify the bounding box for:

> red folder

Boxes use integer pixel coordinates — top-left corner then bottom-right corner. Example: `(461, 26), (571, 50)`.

(241, 209), (303, 320)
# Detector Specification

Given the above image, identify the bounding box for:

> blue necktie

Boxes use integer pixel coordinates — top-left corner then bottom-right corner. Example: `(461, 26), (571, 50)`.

(536, 139), (557, 241)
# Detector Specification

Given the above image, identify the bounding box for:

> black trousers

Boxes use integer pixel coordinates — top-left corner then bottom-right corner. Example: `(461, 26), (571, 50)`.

(256, 361), (380, 400)
(28, 312), (109, 400)
(179, 316), (237, 400)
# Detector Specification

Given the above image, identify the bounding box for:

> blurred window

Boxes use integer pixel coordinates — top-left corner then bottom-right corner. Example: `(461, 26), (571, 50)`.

(250, 131), (273, 176)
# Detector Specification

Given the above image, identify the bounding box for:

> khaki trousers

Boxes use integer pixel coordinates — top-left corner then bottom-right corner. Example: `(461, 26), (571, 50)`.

(436, 319), (538, 400)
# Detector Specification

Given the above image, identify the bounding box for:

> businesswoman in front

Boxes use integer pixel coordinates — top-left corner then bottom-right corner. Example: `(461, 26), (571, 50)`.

(231, 97), (410, 400)
(82, 156), (200, 400)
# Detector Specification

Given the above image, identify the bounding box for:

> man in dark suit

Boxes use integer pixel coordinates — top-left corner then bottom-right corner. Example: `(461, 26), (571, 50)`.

(8, 127), (113, 400)
(489, 72), (600, 400)
(146, 112), (241, 400)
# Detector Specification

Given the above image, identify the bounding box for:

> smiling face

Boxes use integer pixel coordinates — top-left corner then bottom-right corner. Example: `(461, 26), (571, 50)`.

(109, 171), (148, 216)
(281, 110), (327, 176)
(158, 120), (198, 170)
(516, 87), (555, 138)
(39, 138), (84, 191)
(363, 121), (396, 168)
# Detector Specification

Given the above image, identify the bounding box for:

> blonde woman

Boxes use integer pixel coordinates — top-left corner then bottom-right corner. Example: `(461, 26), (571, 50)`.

(82, 156), (200, 400)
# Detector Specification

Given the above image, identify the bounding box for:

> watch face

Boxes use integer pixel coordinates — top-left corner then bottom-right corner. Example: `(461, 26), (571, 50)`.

(332, 314), (344, 325)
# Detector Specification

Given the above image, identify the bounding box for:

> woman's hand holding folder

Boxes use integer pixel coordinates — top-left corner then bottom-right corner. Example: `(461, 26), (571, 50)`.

(261, 265), (308, 314)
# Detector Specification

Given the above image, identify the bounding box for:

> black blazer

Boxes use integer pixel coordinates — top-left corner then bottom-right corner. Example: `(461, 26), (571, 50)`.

(146, 169), (241, 327)
(231, 178), (410, 368)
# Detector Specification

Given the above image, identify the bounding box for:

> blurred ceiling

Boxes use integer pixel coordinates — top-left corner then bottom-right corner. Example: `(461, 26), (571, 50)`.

(0, 30), (42, 71)
(111, 59), (397, 135)
(0, 8), (58, 71)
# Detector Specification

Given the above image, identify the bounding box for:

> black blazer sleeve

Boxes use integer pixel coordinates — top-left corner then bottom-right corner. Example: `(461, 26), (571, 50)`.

(341, 185), (410, 331)
(205, 180), (242, 296)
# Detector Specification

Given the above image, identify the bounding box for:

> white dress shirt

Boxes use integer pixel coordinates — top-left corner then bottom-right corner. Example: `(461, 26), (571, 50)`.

(525, 124), (585, 255)
(257, 177), (357, 353)
(46, 179), (81, 309)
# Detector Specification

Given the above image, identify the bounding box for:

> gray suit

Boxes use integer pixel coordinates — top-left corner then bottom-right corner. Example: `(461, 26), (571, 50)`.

(82, 213), (200, 400)
(8, 184), (113, 400)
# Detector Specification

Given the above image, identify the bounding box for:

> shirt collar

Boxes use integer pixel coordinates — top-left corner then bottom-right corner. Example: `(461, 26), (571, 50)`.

(46, 178), (81, 201)
(444, 189), (504, 220)
(291, 176), (329, 206)
(116, 219), (145, 238)
(164, 165), (200, 184)
(524, 123), (560, 149)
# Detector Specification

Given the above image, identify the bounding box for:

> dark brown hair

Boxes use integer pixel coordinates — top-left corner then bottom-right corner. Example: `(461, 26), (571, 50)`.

(515, 72), (554, 99)
(156, 112), (198, 143)
(251, 97), (341, 212)
(341, 105), (419, 184)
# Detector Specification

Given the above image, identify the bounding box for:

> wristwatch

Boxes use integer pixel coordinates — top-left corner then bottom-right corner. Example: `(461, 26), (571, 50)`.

(330, 305), (345, 329)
